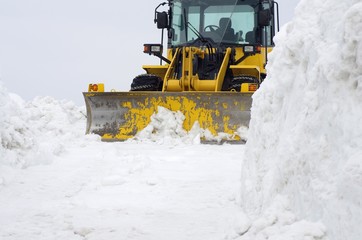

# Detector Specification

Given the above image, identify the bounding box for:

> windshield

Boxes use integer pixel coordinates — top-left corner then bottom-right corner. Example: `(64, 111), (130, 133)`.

(170, 0), (258, 46)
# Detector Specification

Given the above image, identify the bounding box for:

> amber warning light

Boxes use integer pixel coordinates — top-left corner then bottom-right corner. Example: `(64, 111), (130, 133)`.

(88, 83), (104, 92)
(248, 83), (258, 92)
(241, 83), (259, 93)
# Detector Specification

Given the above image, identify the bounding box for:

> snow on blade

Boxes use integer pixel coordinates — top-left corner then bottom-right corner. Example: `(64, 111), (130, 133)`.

(130, 106), (245, 144)
(241, 0), (362, 239)
(130, 106), (193, 144)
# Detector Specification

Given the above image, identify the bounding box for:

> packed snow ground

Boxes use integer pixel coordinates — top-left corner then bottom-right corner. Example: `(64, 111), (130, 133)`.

(1, 140), (244, 240)
(1, 0), (362, 239)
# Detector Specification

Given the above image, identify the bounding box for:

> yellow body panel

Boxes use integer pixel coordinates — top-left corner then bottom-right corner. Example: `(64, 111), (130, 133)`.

(143, 46), (273, 91)
(142, 65), (169, 79)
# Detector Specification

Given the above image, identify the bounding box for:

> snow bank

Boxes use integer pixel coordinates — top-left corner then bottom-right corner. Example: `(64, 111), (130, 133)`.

(0, 82), (90, 168)
(241, 0), (362, 239)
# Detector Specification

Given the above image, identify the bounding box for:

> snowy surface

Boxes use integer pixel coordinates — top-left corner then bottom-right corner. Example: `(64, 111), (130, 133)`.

(1, 141), (244, 240)
(1, 0), (362, 239)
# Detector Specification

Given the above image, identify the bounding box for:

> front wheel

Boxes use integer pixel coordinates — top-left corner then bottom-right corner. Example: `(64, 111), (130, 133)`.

(130, 74), (163, 91)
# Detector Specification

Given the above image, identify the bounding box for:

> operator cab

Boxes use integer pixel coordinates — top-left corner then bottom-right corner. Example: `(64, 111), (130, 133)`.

(169, 0), (278, 47)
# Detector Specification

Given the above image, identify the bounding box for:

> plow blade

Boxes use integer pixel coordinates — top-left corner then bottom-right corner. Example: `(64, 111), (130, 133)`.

(83, 92), (252, 142)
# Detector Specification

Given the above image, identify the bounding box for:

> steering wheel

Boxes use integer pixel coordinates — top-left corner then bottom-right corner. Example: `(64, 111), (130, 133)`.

(204, 25), (220, 32)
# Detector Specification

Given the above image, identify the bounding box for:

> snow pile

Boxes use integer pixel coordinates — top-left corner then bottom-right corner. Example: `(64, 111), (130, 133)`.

(0, 82), (89, 168)
(0, 83), (35, 166)
(241, 0), (362, 239)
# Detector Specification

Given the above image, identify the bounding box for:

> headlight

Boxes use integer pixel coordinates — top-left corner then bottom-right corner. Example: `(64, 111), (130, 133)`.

(243, 45), (255, 53)
(144, 44), (163, 55)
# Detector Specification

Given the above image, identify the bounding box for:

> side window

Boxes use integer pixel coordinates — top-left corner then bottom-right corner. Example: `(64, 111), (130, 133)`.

(261, 26), (273, 46)
(187, 6), (200, 41)
(171, 2), (183, 44)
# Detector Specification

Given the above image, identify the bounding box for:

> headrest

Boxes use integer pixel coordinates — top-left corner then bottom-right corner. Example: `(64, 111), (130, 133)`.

(219, 18), (232, 29)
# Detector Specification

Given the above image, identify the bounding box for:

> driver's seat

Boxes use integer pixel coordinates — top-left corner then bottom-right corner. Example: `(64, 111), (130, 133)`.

(218, 18), (236, 42)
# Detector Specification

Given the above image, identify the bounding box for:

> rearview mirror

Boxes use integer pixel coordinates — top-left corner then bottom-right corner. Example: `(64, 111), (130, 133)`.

(156, 11), (169, 29)
(258, 9), (271, 27)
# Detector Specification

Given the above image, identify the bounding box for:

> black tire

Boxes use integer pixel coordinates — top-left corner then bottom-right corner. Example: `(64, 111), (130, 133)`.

(227, 75), (259, 92)
(130, 74), (163, 91)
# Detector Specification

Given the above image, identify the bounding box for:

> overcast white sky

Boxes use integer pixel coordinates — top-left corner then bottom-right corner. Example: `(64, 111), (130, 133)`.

(0, 0), (300, 105)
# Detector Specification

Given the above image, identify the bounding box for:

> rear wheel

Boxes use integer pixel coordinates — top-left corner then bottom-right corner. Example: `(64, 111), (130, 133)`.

(130, 74), (163, 91)
(228, 75), (259, 92)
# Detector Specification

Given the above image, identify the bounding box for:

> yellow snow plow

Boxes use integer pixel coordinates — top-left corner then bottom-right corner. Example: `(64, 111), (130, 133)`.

(83, 0), (279, 142)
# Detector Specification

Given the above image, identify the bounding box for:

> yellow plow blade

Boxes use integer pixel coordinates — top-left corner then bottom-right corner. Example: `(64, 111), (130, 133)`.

(83, 92), (252, 142)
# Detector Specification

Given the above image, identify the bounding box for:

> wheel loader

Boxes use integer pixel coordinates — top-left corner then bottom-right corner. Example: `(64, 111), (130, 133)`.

(83, 0), (279, 142)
